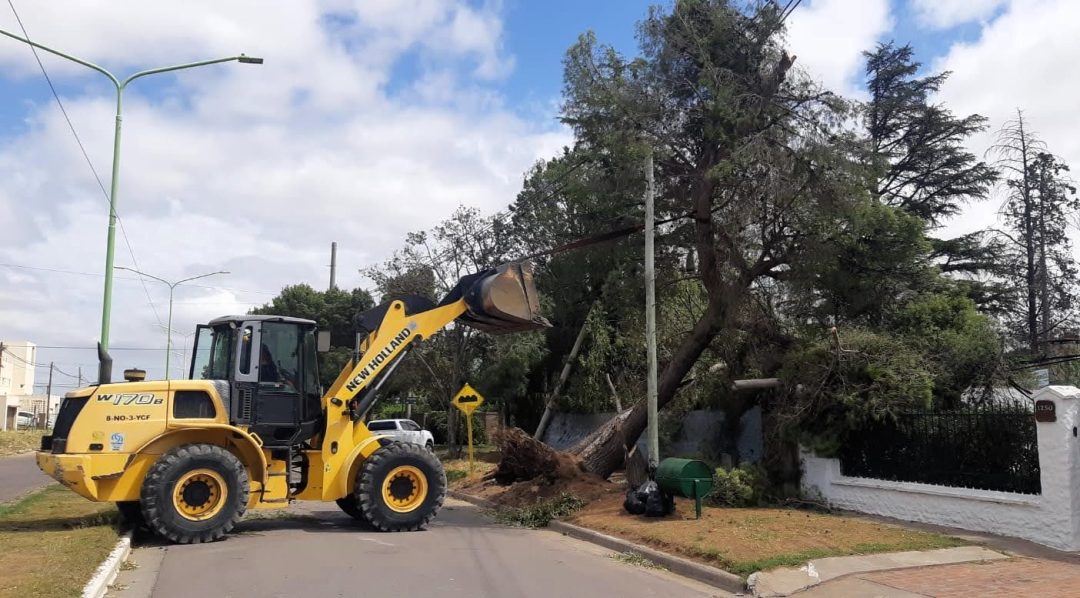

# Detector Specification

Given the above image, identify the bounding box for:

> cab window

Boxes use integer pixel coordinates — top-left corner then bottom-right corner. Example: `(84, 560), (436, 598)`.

(238, 326), (254, 375)
(259, 322), (301, 391)
(191, 325), (234, 380)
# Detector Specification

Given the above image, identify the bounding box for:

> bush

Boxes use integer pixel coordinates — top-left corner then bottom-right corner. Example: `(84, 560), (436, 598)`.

(445, 469), (467, 482)
(707, 464), (767, 508)
(496, 493), (586, 528)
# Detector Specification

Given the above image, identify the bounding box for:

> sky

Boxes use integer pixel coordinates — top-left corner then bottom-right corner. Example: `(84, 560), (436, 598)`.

(0, 0), (1075, 389)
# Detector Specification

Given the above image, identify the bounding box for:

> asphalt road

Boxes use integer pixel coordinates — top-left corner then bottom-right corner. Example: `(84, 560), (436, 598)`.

(112, 498), (728, 598)
(0, 453), (50, 503)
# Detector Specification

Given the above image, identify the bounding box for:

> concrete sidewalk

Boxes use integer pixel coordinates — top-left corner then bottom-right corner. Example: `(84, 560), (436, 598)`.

(748, 546), (1008, 596)
(799, 557), (1080, 597)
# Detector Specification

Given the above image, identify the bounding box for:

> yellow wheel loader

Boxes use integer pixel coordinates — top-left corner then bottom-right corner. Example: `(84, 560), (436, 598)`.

(36, 263), (548, 544)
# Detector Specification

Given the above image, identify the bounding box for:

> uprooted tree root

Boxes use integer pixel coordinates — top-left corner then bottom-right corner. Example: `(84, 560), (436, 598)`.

(455, 427), (618, 509)
(490, 427), (586, 484)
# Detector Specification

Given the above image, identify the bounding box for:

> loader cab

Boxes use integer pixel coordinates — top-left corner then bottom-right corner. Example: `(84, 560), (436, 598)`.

(190, 315), (323, 447)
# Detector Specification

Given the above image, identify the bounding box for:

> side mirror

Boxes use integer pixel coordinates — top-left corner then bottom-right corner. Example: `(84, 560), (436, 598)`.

(317, 330), (332, 353)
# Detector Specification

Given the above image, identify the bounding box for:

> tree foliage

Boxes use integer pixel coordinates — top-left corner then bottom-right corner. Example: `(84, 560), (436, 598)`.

(250, 285), (374, 388)
(863, 42), (997, 225)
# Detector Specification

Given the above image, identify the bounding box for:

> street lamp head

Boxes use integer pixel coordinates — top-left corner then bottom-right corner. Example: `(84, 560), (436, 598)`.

(237, 55), (263, 65)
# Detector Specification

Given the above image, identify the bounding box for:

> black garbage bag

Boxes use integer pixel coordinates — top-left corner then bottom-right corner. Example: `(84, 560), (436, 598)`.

(622, 480), (675, 517)
(623, 488), (646, 515)
(644, 483), (675, 517)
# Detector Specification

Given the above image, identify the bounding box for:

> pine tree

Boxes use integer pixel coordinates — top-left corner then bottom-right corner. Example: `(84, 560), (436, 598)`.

(862, 43), (1005, 311)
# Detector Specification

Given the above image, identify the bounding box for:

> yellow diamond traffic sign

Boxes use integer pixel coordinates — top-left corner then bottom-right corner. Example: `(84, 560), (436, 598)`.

(452, 383), (485, 415)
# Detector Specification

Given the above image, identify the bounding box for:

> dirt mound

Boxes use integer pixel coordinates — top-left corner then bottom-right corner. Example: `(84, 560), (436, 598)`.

(459, 470), (619, 508)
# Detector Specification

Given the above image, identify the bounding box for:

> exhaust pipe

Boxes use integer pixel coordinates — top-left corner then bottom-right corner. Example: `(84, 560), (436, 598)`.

(97, 342), (112, 385)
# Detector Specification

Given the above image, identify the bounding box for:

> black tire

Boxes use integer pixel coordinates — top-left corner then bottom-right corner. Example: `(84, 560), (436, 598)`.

(355, 441), (446, 532)
(140, 444), (249, 544)
(335, 494), (365, 520)
(116, 501), (145, 528)
(425, 440), (435, 452)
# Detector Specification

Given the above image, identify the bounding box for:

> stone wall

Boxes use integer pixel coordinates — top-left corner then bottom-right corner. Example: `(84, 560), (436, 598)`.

(541, 406), (763, 464)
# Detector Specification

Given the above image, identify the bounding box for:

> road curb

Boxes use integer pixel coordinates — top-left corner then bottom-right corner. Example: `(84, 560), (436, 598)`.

(447, 489), (497, 509)
(547, 520), (747, 594)
(449, 488), (746, 593)
(82, 529), (132, 598)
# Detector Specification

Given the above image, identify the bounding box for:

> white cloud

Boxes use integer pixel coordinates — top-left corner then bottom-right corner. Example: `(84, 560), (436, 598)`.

(0, 1), (569, 382)
(932, 0), (1080, 238)
(912, 0), (1009, 29)
(784, 0), (893, 96)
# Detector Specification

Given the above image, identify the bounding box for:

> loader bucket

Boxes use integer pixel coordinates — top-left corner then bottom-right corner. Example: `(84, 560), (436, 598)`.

(461, 262), (551, 334)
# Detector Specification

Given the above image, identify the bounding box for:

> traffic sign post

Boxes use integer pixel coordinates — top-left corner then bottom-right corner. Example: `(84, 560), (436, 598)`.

(451, 383), (485, 476)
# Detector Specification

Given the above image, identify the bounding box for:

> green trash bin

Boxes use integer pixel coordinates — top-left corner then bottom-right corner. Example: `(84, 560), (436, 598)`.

(655, 458), (714, 519)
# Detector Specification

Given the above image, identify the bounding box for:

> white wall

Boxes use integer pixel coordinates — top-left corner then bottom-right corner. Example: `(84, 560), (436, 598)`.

(0, 341), (36, 396)
(802, 385), (1080, 552)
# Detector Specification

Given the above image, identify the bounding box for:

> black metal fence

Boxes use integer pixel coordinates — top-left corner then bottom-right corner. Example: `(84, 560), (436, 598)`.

(838, 402), (1041, 495)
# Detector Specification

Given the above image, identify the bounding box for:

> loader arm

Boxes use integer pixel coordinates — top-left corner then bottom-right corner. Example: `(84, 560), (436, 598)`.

(321, 261), (548, 416)
(326, 297), (467, 414)
(310, 262), (548, 501)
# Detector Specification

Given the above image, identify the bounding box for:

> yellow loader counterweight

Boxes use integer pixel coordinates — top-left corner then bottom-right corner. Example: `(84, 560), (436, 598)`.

(36, 262), (548, 544)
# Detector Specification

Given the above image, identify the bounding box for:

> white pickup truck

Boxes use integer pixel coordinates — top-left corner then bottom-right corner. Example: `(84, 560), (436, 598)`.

(367, 419), (435, 450)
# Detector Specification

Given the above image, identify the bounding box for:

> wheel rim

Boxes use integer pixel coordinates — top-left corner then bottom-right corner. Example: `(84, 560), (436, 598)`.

(381, 465), (428, 513)
(173, 468), (228, 521)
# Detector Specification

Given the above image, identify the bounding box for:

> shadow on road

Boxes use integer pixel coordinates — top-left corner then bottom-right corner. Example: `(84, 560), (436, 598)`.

(131, 501), (506, 547)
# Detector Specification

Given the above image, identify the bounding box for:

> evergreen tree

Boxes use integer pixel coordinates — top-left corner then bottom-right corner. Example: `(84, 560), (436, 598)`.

(992, 110), (1080, 350)
(862, 43), (1003, 311)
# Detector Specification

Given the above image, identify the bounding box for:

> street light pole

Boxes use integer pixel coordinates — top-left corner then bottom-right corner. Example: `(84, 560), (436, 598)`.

(0, 27), (261, 354)
(157, 327), (196, 379)
(116, 268), (228, 379)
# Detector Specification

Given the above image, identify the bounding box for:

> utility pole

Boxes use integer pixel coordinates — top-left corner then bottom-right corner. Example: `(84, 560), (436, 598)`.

(46, 362), (54, 402)
(645, 149), (659, 470)
(329, 242), (338, 291)
(78, 367), (83, 387)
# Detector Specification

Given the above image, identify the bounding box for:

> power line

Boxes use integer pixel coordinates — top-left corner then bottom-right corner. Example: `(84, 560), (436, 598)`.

(777, 0), (802, 28)
(6, 0), (162, 325)
(52, 365), (78, 379)
(2, 347), (43, 368)
(0, 262), (280, 295)
(28, 362), (78, 379)
(4, 344), (172, 351)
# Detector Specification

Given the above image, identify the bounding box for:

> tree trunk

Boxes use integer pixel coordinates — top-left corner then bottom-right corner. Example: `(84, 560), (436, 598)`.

(1037, 165), (1052, 341)
(1017, 112), (1039, 352)
(573, 295), (728, 477)
(447, 399), (459, 456)
(606, 373), (623, 412)
(533, 301), (595, 440)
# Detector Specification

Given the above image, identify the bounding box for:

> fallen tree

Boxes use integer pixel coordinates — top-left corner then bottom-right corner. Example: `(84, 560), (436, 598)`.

(499, 2), (819, 480)
(492, 427), (584, 484)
